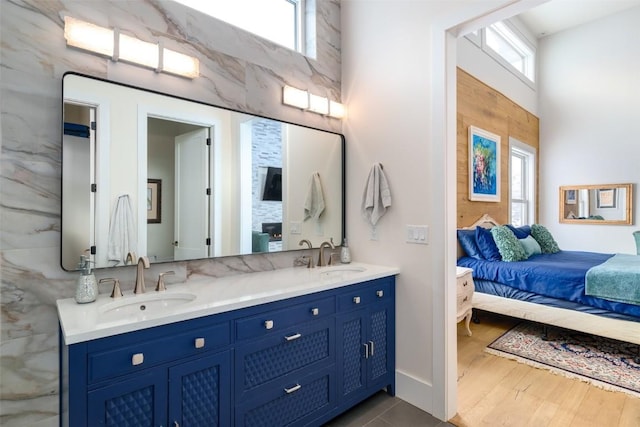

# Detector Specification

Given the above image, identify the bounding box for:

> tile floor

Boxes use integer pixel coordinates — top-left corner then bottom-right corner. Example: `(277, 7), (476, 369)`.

(323, 390), (456, 427)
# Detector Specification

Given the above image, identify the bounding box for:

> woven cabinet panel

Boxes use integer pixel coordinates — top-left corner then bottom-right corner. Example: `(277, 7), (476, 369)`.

(105, 386), (154, 427)
(243, 329), (329, 388)
(369, 309), (388, 380)
(342, 318), (363, 395)
(243, 375), (330, 427)
(182, 366), (220, 427)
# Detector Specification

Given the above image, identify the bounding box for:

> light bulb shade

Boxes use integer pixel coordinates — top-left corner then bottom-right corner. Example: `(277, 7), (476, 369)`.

(283, 86), (309, 109)
(64, 16), (114, 57)
(308, 93), (329, 115)
(119, 34), (159, 69)
(162, 48), (200, 78)
(329, 101), (346, 119)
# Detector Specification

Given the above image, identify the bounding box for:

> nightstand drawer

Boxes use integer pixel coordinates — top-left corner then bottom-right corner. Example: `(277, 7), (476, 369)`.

(88, 322), (230, 384)
(236, 296), (335, 341)
(337, 279), (392, 312)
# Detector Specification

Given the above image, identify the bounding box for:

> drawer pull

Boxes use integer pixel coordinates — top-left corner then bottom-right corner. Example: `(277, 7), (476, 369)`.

(285, 333), (302, 341)
(194, 337), (205, 349)
(311, 307), (319, 316)
(264, 320), (274, 330)
(463, 281), (468, 287)
(174, 422), (180, 427)
(376, 290), (384, 298)
(363, 343), (369, 359)
(284, 384), (301, 394)
(463, 296), (468, 303)
(369, 340), (375, 356)
(131, 353), (144, 366)
(353, 296), (361, 304)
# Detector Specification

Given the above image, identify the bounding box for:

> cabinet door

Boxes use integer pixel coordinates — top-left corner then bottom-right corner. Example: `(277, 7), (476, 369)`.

(168, 351), (231, 427)
(87, 369), (167, 427)
(336, 308), (367, 401)
(366, 301), (393, 389)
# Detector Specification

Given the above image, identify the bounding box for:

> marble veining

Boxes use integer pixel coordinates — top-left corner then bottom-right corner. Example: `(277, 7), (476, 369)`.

(0, 0), (341, 425)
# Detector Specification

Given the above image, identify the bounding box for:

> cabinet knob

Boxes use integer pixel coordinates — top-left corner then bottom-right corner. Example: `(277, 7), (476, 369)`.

(311, 307), (319, 316)
(463, 281), (468, 287)
(131, 353), (144, 366)
(463, 296), (468, 302)
(376, 290), (384, 297)
(264, 320), (274, 330)
(194, 337), (205, 349)
(353, 296), (361, 304)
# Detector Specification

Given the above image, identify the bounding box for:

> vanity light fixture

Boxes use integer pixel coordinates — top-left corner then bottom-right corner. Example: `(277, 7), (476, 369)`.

(282, 85), (309, 109)
(282, 85), (346, 119)
(63, 16), (199, 79)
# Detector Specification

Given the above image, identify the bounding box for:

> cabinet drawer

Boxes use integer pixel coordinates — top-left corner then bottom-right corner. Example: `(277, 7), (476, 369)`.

(337, 279), (392, 312)
(236, 366), (335, 427)
(88, 322), (230, 384)
(236, 296), (335, 341)
(236, 319), (334, 398)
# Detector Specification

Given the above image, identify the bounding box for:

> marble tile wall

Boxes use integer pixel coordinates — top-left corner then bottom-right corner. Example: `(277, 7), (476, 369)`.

(0, 1), (341, 425)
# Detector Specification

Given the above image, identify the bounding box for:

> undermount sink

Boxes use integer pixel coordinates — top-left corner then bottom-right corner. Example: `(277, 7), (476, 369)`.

(318, 266), (366, 279)
(99, 292), (197, 323)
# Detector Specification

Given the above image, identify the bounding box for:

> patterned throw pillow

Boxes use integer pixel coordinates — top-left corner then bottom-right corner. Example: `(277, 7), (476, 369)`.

(490, 225), (527, 262)
(531, 224), (560, 254)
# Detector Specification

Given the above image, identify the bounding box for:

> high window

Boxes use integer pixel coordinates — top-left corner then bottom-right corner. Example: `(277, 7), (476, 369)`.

(510, 138), (536, 226)
(174, 0), (305, 53)
(466, 20), (536, 87)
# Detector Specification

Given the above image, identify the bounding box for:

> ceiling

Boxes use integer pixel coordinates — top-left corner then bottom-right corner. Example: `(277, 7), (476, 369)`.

(518, 0), (640, 38)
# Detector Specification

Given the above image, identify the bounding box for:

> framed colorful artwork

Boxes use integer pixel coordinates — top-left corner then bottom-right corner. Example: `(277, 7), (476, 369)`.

(469, 126), (500, 202)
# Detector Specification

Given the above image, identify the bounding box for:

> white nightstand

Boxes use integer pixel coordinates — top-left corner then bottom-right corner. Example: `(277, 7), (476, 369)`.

(456, 266), (475, 336)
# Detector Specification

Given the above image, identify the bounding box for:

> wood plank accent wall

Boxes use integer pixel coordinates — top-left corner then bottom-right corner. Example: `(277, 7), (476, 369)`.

(456, 68), (540, 228)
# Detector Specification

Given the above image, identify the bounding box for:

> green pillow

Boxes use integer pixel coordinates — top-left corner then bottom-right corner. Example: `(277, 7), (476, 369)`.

(531, 224), (560, 254)
(519, 235), (542, 258)
(490, 225), (527, 262)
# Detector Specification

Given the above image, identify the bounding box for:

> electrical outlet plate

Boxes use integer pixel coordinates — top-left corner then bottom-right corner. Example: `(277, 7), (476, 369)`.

(406, 225), (428, 244)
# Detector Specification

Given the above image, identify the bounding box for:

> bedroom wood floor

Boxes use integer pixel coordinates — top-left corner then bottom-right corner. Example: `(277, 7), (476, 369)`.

(452, 311), (640, 427)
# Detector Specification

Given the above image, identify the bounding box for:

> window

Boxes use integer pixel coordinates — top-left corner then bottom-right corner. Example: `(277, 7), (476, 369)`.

(465, 20), (536, 87)
(510, 138), (536, 226)
(174, 0), (304, 52)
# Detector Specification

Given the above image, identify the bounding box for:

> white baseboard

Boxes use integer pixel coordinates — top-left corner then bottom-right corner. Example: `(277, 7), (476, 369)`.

(395, 369), (434, 416)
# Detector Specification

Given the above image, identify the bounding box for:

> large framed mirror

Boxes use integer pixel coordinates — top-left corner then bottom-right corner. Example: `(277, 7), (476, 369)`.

(62, 73), (344, 271)
(559, 183), (633, 225)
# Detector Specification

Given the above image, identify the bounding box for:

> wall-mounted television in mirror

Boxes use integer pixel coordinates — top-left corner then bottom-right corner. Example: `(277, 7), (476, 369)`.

(61, 73), (344, 271)
(559, 183), (633, 225)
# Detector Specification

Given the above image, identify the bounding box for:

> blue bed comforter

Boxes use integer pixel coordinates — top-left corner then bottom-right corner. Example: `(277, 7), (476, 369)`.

(458, 250), (640, 318)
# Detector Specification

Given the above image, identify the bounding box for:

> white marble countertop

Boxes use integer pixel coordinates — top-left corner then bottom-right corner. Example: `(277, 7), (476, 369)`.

(57, 262), (399, 345)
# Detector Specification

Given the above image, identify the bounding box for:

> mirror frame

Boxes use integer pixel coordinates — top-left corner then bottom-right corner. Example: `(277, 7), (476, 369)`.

(61, 72), (346, 270)
(559, 183), (633, 225)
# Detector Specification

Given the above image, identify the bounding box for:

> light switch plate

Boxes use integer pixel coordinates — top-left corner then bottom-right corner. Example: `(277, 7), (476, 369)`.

(290, 221), (301, 235)
(406, 225), (428, 244)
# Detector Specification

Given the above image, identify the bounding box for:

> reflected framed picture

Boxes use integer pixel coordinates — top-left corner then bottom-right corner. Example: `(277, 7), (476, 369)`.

(565, 189), (577, 204)
(469, 126), (500, 202)
(147, 179), (162, 223)
(597, 188), (616, 208)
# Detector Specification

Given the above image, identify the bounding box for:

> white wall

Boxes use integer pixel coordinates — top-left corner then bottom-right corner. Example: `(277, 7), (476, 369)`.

(538, 7), (640, 254)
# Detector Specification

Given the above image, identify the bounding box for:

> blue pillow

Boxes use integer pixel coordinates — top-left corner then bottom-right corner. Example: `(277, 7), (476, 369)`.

(475, 226), (501, 261)
(506, 224), (531, 239)
(457, 229), (483, 259)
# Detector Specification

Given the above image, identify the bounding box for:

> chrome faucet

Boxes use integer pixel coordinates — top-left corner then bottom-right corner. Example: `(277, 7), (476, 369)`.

(134, 256), (150, 294)
(317, 240), (336, 267)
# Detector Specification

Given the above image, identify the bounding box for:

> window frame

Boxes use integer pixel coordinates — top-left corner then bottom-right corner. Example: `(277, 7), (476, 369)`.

(509, 137), (537, 226)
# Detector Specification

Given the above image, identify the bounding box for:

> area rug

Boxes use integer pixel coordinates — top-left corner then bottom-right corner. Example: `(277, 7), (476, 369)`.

(485, 322), (640, 397)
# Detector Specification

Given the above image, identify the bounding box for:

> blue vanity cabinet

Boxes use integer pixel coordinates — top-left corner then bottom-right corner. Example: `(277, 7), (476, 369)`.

(335, 277), (395, 409)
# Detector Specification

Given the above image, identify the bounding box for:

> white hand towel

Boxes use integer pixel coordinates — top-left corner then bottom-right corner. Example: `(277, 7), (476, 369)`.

(304, 172), (326, 221)
(107, 194), (137, 265)
(361, 163), (391, 226)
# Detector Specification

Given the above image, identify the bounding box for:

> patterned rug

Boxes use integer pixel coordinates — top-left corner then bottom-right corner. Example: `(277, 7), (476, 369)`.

(486, 322), (640, 397)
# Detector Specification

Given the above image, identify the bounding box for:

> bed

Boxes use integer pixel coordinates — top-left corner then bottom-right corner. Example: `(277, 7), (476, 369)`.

(457, 214), (640, 346)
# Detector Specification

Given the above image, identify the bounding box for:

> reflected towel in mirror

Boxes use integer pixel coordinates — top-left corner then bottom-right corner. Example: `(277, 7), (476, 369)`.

(304, 172), (325, 221)
(108, 194), (136, 265)
(361, 163), (391, 226)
